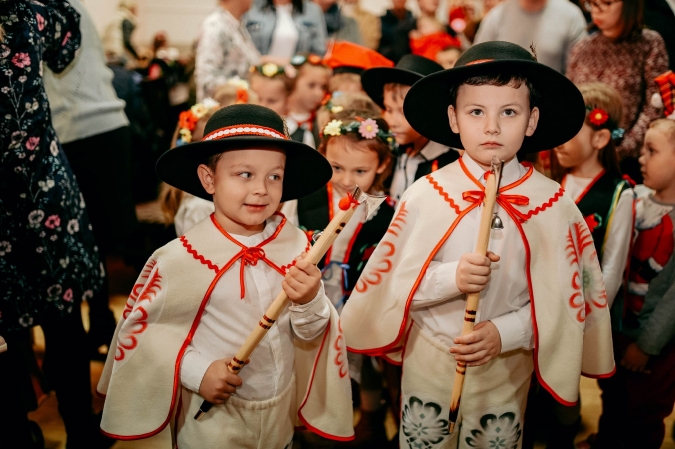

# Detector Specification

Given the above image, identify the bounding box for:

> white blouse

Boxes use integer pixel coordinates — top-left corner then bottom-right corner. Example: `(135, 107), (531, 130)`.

(267, 4), (299, 59)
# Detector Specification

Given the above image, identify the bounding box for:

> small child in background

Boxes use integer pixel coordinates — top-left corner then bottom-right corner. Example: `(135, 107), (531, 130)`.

(524, 82), (635, 448)
(590, 118), (675, 449)
(409, 15), (463, 66)
(436, 44), (463, 69)
(323, 41), (394, 94)
(282, 102), (396, 446)
(315, 90), (381, 138)
(361, 54), (459, 204)
(248, 63), (293, 117)
(285, 54), (330, 148)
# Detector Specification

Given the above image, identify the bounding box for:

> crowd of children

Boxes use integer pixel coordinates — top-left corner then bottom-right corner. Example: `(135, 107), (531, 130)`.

(1, 21), (669, 447)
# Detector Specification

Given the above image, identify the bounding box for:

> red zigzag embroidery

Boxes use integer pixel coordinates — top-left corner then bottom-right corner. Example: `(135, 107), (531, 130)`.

(426, 175), (461, 214)
(180, 235), (220, 273)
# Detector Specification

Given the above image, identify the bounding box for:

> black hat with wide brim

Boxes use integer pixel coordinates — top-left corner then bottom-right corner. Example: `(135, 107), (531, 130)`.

(362, 54), (444, 108)
(156, 104), (332, 202)
(403, 41), (585, 153)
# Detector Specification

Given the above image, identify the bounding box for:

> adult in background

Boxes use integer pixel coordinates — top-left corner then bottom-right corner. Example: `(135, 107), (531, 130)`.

(0, 1), (111, 448)
(314, 0), (363, 45)
(644, 0), (675, 71)
(474, 0), (587, 73)
(341, 0), (382, 50)
(43, 0), (139, 358)
(102, 0), (139, 67)
(567, 0), (669, 183)
(378, 0), (415, 62)
(245, 0), (327, 59)
(195, 0), (260, 101)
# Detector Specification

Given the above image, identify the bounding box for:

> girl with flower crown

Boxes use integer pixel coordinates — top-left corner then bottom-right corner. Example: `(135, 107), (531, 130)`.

(528, 82), (636, 448)
(282, 103), (397, 446)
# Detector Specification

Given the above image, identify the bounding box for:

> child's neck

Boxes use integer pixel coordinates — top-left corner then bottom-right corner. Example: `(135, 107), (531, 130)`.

(653, 184), (675, 205)
(406, 136), (429, 156)
(569, 156), (604, 179)
(468, 154), (517, 171)
(214, 211), (266, 237)
(287, 97), (313, 117)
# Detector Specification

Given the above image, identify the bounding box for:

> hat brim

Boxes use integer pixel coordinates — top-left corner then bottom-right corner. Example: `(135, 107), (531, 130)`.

(362, 68), (423, 109)
(156, 136), (332, 203)
(403, 60), (585, 153)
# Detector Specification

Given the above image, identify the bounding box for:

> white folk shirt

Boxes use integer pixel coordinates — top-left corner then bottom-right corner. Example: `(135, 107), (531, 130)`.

(410, 155), (534, 353)
(562, 173), (634, 308)
(180, 216), (330, 401)
(389, 141), (452, 204)
(267, 4), (299, 60)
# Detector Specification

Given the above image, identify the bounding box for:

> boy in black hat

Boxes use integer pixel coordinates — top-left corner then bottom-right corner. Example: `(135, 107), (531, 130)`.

(362, 54), (460, 204)
(342, 42), (615, 448)
(96, 104), (354, 448)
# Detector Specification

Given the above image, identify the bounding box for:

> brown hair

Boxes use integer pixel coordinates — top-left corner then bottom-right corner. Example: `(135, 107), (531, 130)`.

(580, 82), (623, 176)
(159, 182), (184, 225)
(316, 91), (382, 134)
(448, 73), (540, 110)
(649, 118), (675, 145)
(213, 83), (259, 108)
(249, 70), (295, 95)
(383, 82), (411, 105)
(616, 0), (644, 41)
(318, 110), (393, 193)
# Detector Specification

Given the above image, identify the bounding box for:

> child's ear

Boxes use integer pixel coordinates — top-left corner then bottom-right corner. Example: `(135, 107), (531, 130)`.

(448, 105), (459, 133)
(593, 129), (611, 150)
(197, 164), (216, 195)
(525, 106), (540, 137)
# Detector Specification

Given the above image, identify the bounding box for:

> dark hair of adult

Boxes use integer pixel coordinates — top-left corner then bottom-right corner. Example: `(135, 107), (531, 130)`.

(617, 0), (644, 40)
(265, 0), (304, 14)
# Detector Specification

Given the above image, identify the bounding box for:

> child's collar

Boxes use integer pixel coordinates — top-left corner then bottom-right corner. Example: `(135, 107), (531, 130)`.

(460, 154), (525, 187)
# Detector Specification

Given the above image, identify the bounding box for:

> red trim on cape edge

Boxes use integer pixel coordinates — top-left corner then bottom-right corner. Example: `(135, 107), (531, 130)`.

(427, 175), (462, 214)
(520, 188), (564, 221)
(582, 365), (616, 379)
(562, 169), (606, 204)
(180, 235), (219, 273)
(297, 320), (356, 442)
(346, 204), (478, 355)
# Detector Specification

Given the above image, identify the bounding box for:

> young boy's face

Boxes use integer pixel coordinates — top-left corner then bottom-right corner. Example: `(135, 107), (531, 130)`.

(639, 127), (675, 194)
(250, 76), (288, 117)
(448, 83), (539, 169)
(383, 86), (425, 147)
(197, 148), (285, 236)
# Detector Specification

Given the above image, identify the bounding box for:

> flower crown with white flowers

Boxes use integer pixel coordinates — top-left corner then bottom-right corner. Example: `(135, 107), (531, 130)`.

(322, 117), (395, 150)
(177, 98), (220, 146)
(585, 105), (625, 141)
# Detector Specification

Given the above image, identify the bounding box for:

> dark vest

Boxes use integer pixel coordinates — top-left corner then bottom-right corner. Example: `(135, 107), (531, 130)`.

(414, 149), (459, 179)
(296, 185), (395, 297)
(572, 171), (633, 260)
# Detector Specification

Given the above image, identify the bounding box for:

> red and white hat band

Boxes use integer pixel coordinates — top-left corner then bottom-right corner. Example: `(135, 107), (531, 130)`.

(203, 124), (288, 141)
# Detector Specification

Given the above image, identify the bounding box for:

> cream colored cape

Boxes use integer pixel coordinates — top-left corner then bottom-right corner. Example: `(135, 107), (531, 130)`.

(97, 214), (354, 441)
(341, 160), (615, 405)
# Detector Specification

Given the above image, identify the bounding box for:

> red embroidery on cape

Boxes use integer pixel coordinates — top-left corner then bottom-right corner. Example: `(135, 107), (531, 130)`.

(520, 187), (565, 221)
(115, 268), (162, 361)
(356, 204), (405, 293)
(565, 221), (607, 323)
(333, 320), (348, 378)
(427, 175), (461, 214)
(180, 235), (220, 273)
(123, 259), (157, 320)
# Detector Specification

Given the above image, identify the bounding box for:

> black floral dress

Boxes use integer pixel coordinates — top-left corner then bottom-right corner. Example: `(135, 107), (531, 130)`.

(0, 0), (104, 333)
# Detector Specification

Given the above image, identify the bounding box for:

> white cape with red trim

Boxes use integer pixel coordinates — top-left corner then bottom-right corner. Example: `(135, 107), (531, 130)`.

(97, 215), (354, 441)
(341, 160), (615, 405)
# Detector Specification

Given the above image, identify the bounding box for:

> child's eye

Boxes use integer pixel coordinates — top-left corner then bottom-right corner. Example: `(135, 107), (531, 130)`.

(469, 109), (483, 116)
(268, 173), (282, 181)
(356, 169), (368, 175)
(503, 109), (517, 116)
(238, 172), (252, 179)
(332, 165), (342, 171)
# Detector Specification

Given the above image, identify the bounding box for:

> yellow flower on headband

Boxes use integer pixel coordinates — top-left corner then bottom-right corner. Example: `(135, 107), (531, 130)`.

(331, 105), (344, 114)
(179, 128), (192, 143)
(324, 120), (343, 137)
(190, 103), (208, 118)
(262, 63), (279, 77)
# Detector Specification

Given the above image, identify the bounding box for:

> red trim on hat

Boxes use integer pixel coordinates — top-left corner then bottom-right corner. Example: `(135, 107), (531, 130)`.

(203, 124), (288, 141)
(466, 59), (494, 66)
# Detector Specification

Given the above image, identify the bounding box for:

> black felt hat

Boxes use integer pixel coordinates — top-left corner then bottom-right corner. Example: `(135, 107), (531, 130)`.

(362, 54), (444, 108)
(403, 41), (585, 153)
(156, 104), (332, 202)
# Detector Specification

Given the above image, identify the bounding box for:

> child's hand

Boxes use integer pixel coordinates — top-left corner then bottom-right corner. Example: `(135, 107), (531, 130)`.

(456, 252), (500, 293)
(450, 321), (502, 366)
(199, 358), (243, 404)
(621, 343), (651, 373)
(282, 253), (321, 305)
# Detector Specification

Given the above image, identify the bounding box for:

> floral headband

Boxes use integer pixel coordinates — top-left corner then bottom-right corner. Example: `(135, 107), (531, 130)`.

(177, 98), (220, 146)
(322, 117), (395, 149)
(586, 105), (625, 140)
(251, 62), (297, 79)
(321, 91), (345, 114)
(290, 54), (325, 67)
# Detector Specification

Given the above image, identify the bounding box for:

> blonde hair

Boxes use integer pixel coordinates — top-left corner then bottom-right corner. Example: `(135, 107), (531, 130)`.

(213, 84), (258, 108)
(328, 73), (362, 94)
(649, 119), (675, 145)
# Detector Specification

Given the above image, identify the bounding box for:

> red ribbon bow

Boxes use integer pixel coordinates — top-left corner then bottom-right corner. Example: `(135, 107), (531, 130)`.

(237, 247), (267, 299)
(462, 190), (531, 222)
